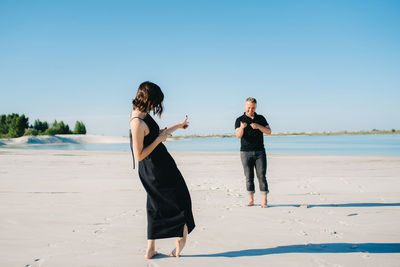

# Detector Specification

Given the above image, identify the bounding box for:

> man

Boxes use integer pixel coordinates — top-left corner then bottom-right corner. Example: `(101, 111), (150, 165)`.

(235, 97), (271, 208)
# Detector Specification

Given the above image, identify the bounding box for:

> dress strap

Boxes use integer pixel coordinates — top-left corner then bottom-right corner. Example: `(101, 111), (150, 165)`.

(129, 114), (148, 169)
(129, 129), (136, 169)
(130, 116), (145, 121)
(129, 116), (142, 169)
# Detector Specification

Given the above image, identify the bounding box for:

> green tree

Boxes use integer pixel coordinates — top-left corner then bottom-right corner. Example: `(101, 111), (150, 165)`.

(0, 114), (8, 136)
(8, 114), (29, 138)
(33, 119), (49, 134)
(24, 127), (38, 136)
(45, 120), (72, 135)
(73, 121), (86, 134)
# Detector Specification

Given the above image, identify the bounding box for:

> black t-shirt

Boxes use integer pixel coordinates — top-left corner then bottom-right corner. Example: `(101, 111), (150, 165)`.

(235, 112), (269, 151)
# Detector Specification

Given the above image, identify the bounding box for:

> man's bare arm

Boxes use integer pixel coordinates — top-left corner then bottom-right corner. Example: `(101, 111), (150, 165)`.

(235, 121), (247, 138)
(250, 123), (271, 135)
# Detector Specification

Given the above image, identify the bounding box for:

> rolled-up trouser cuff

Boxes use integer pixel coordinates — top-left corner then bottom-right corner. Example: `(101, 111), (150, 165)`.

(260, 191), (269, 195)
(247, 191), (255, 194)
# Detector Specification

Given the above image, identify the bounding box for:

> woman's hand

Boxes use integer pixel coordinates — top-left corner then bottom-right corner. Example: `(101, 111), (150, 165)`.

(157, 127), (171, 142)
(180, 115), (189, 129)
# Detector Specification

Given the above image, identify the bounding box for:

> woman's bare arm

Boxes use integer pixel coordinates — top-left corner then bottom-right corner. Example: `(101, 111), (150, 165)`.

(130, 119), (170, 162)
(166, 116), (189, 134)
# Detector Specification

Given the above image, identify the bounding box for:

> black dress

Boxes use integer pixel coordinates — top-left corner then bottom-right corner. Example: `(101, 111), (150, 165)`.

(130, 114), (195, 239)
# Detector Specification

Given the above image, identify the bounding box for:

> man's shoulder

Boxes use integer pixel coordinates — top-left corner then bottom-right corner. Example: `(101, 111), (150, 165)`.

(255, 113), (266, 120)
(255, 113), (268, 124)
(236, 114), (246, 121)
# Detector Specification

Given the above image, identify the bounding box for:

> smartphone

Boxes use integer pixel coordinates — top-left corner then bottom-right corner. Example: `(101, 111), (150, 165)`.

(183, 115), (189, 129)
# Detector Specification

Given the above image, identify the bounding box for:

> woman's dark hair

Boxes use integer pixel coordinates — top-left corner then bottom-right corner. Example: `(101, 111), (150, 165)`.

(132, 81), (164, 117)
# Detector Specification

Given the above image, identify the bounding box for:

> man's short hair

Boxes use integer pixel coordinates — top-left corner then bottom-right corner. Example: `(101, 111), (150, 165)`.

(246, 97), (257, 104)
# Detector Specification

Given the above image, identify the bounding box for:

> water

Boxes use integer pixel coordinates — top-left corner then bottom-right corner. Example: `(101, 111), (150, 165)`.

(2, 134), (400, 156)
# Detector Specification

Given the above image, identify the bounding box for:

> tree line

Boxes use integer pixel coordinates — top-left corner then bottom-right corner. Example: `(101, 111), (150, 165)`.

(0, 113), (86, 138)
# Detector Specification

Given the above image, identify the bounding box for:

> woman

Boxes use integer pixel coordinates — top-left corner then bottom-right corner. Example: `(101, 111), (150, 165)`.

(129, 81), (195, 259)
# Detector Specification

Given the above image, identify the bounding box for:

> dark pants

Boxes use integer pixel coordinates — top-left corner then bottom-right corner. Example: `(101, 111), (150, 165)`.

(240, 150), (269, 194)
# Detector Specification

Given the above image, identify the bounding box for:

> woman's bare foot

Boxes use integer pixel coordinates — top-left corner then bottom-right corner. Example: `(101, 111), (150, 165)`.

(169, 248), (177, 257)
(144, 249), (158, 259)
(261, 203), (268, 208)
(169, 238), (185, 257)
(169, 225), (188, 258)
(144, 240), (157, 259)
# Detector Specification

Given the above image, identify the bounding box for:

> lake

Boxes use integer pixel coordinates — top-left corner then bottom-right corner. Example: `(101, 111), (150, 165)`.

(3, 134), (400, 156)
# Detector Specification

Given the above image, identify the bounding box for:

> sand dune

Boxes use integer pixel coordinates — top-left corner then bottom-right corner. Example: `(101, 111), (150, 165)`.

(0, 134), (129, 146)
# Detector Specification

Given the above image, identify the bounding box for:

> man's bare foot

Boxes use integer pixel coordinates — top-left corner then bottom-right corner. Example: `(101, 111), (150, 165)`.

(144, 250), (158, 259)
(245, 201), (254, 207)
(261, 194), (268, 208)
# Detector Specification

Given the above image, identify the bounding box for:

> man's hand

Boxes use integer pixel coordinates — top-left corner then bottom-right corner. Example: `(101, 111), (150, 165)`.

(251, 123), (271, 134)
(250, 123), (260, 130)
(240, 121), (247, 129)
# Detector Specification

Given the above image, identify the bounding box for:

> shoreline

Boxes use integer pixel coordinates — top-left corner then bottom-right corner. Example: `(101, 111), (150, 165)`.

(1, 148), (400, 159)
(1, 131), (399, 147)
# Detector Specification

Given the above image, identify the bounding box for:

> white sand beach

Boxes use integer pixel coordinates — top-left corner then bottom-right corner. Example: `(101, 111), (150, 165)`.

(0, 149), (400, 267)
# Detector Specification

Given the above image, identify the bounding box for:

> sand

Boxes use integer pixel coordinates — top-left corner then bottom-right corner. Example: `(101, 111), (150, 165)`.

(0, 149), (400, 267)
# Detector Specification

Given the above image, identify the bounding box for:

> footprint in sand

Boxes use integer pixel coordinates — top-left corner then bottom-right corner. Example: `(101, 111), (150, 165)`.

(118, 210), (129, 217)
(94, 228), (105, 234)
(298, 230), (308, 236)
(293, 218), (304, 224)
(26, 258), (43, 267)
(361, 253), (371, 259)
(192, 240), (200, 248)
(322, 228), (341, 238)
(93, 222), (109, 226)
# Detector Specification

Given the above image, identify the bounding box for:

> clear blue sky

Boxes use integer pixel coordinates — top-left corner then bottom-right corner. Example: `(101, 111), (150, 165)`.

(1, 0), (399, 136)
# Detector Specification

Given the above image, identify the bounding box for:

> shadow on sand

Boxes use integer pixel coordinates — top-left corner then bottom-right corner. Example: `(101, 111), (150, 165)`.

(269, 203), (400, 208)
(183, 243), (400, 258)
